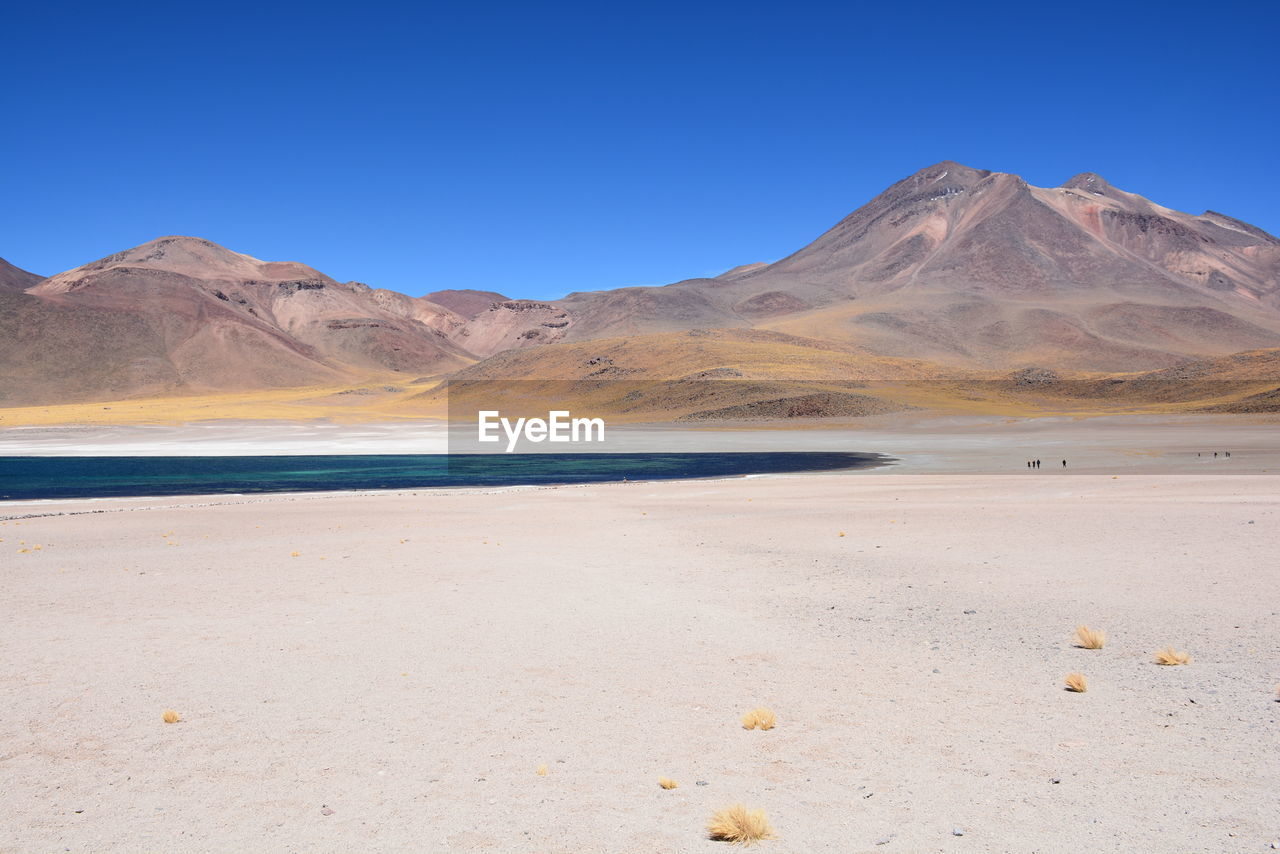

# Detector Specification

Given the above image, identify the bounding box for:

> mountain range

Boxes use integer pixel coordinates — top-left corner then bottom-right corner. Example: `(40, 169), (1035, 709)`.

(2, 161), (1278, 408)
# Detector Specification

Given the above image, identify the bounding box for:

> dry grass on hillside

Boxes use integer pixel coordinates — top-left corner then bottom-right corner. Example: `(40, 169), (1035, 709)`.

(0, 380), (448, 427)
(7, 336), (1278, 427)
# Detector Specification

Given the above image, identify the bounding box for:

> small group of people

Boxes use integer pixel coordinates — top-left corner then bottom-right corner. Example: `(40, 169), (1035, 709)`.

(1198, 451), (1232, 458)
(1025, 459), (1067, 469)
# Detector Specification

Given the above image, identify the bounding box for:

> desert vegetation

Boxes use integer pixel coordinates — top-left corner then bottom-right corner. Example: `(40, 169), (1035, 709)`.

(1154, 646), (1191, 666)
(708, 804), (775, 845)
(1074, 625), (1106, 649)
(1064, 673), (1088, 693)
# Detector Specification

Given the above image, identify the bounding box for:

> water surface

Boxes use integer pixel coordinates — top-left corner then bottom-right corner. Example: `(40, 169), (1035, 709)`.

(0, 452), (890, 501)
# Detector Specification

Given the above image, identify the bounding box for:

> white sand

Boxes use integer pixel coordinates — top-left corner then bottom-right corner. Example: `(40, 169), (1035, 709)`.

(2, 473), (1277, 852)
(0, 421), (451, 456)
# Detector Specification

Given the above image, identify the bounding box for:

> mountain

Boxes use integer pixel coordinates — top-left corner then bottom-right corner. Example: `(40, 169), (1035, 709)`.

(0, 257), (41, 291)
(1, 237), (580, 406)
(424, 289), (510, 318)
(555, 162), (1280, 370)
(4, 162), (1279, 409)
(415, 288), (574, 356)
(4, 237), (474, 405)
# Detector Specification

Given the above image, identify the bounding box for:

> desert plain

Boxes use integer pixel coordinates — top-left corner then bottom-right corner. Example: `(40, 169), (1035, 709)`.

(2, 416), (1278, 853)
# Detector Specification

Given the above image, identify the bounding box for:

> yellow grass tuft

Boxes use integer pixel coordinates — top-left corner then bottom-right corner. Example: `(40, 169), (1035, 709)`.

(162, 709), (181, 723)
(290, 551), (300, 557)
(741, 707), (776, 730)
(658, 777), (678, 789)
(838, 531), (846, 537)
(1064, 673), (1088, 693)
(707, 804), (775, 845)
(1074, 625), (1106, 649)
(536, 764), (548, 776)
(1154, 646), (1191, 666)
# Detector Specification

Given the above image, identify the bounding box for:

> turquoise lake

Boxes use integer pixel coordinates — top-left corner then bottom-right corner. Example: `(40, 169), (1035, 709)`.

(0, 452), (891, 501)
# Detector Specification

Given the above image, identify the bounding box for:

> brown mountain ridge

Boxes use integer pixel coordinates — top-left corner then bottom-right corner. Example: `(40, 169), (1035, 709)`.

(1, 239), (563, 405)
(2, 161), (1278, 409)
(556, 162), (1280, 370)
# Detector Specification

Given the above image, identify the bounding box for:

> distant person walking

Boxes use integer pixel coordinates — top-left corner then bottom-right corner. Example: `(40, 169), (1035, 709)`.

(1062, 459), (1067, 467)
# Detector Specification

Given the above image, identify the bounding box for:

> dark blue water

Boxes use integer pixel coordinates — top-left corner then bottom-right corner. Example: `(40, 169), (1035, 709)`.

(0, 452), (890, 500)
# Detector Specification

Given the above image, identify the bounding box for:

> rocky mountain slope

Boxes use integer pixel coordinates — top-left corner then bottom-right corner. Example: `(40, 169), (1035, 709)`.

(556, 162), (1280, 370)
(3, 162), (1278, 407)
(0, 257), (42, 291)
(2, 238), (568, 404)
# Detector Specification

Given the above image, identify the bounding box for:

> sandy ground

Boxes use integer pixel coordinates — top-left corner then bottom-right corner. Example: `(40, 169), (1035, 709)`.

(2, 473), (1278, 852)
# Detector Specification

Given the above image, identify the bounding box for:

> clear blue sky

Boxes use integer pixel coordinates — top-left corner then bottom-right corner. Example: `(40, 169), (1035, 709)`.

(3, 1), (1277, 299)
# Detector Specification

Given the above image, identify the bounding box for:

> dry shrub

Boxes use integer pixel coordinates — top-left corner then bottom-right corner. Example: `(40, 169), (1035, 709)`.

(1154, 647), (1190, 666)
(1074, 625), (1106, 649)
(741, 708), (776, 730)
(707, 804), (775, 845)
(536, 764), (548, 776)
(659, 777), (678, 790)
(162, 709), (181, 723)
(1064, 673), (1088, 693)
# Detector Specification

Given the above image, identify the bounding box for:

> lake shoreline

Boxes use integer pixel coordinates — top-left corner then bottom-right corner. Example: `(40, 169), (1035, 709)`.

(2, 412), (1277, 474)
(0, 451), (894, 502)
